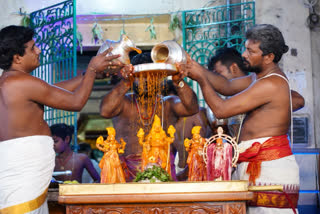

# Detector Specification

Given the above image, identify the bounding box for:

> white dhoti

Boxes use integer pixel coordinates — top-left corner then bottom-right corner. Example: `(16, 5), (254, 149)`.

(232, 136), (300, 214)
(0, 136), (55, 214)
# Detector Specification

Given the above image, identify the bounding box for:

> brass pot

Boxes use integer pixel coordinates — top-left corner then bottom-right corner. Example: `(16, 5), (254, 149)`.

(97, 34), (141, 64)
(151, 40), (187, 64)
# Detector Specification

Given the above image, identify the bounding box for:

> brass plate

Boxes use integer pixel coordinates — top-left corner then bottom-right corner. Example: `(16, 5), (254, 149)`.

(133, 63), (178, 77)
(59, 181), (249, 196)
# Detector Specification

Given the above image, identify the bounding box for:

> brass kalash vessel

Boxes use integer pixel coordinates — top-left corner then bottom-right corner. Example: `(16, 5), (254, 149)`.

(133, 40), (187, 77)
(96, 35), (183, 77)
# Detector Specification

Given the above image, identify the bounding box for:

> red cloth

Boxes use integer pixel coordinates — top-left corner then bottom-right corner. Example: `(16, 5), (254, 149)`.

(249, 191), (299, 213)
(207, 141), (233, 181)
(238, 135), (293, 184)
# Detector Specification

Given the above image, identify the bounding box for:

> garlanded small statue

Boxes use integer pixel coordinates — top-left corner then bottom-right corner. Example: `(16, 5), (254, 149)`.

(96, 127), (126, 184)
(206, 127), (233, 181)
(137, 115), (175, 175)
(184, 126), (207, 181)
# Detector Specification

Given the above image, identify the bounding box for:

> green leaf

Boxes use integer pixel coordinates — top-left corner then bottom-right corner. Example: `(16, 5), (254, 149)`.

(76, 27), (83, 54)
(91, 22), (104, 44)
(145, 17), (157, 40)
(133, 165), (172, 182)
(21, 15), (30, 27)
(169, 15), (180, 32)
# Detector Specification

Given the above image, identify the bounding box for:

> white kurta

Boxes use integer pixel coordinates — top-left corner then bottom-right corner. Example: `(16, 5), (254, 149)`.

(0, 135), (55, 214)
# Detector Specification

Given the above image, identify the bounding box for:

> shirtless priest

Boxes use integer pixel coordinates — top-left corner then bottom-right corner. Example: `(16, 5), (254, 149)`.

(178, 24), (300, 213)
(0, 25), (123, 214)
(99, 52), (199, 181)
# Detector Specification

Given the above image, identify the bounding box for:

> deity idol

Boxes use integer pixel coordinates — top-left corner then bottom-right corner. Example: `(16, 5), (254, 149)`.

(137, 115), (175, 175)
(96, 127), (126, 184)
(184, 126), (207, 181)
(206, 127), (233, 181)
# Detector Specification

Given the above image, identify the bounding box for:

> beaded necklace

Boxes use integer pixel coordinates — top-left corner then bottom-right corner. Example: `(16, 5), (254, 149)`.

(57, 152), (73, 170)
(135, 96), (158, 126)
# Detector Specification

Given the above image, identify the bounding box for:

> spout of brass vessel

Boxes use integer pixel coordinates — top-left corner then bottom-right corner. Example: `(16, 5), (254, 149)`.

(131, 47), (142, 55)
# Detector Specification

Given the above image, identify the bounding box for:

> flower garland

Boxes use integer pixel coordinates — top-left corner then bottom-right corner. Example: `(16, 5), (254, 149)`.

(135, 95), (158, 126)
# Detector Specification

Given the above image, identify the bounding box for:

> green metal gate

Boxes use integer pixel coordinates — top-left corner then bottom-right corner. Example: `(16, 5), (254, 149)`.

(182, 2), (255, 107)
(29, 0), (78, 145)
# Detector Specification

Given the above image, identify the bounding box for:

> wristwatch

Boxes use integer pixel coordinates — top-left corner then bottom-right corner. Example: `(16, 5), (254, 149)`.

(178, 80), (185, 88)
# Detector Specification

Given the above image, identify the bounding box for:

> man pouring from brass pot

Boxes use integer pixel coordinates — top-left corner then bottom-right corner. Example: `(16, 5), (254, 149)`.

(177, 24), (300, 214)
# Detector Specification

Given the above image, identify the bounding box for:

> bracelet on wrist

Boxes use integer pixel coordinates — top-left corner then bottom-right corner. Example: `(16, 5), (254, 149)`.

(87, 66), (97, 74)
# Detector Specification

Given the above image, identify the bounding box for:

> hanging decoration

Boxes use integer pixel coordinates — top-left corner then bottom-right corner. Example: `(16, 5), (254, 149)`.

(18, 8), (30, 27)
(169, 14), (182, 41)
(21, 14), (30, 27)
(145, 17), (157, 40)
(301, 0), (320, 29)
(91, 22), (104, 44)
(169, 14), (181, 32)
(76, 26), (84, 54)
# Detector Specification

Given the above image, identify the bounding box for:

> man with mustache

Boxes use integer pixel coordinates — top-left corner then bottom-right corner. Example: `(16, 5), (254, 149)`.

(178, 24), (300, 213)
(207, 47), (304, 140)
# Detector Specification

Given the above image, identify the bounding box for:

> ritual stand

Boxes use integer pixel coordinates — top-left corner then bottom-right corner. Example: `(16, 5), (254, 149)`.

(58, 181), (253, 214)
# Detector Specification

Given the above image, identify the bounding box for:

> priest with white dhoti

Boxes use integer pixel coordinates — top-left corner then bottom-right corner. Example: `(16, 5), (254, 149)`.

(0, 136), (55, 214)
(0, 25), (123, 214)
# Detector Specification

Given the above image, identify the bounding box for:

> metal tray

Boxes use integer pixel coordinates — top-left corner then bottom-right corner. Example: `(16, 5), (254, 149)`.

(59, 181), (249, 195)
(133, 63), (178, 77)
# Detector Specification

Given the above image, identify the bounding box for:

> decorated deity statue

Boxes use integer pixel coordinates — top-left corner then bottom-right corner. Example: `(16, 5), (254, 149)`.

(184, 126), (207, 181)
(96, 127), (126, 184)
(137, 128), (150, 171)
(137, 115), (175, 175)
(206, 127), (233, 181)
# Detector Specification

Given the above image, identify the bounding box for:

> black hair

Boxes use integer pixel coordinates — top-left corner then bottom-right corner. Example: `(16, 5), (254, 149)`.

(78, 142), (91, 152)
(208, 47), (248, 75)
(161, 79), (177, 96)
(131, 52), (153, 95)
(50, 123), (74, 143)
(0, 25), (35, 70)
(245, 24), (289, 63)
(78, 142), (93, 158)
(131, 52), (152, 65)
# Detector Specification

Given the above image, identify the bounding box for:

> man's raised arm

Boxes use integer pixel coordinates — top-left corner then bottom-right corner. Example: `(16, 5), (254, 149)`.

(169, 76), (199, 117)
(100, 65), (133, 118)
(177, 57), (253, 96)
